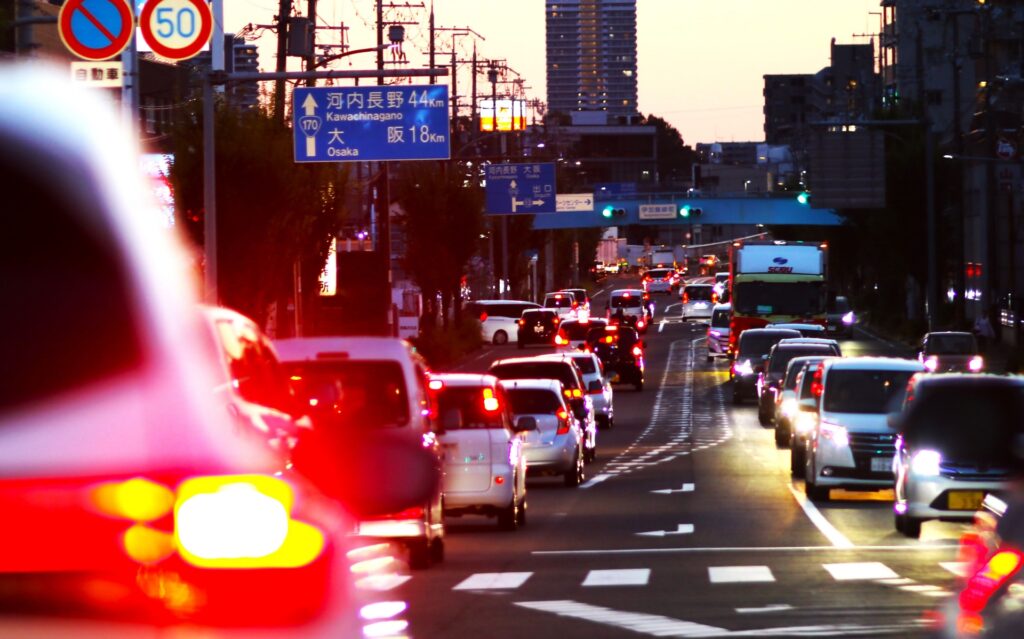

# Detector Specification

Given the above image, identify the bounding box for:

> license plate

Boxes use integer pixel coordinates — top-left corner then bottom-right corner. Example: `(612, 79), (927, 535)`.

(870, 456), (891, 472)
(948, 491), (985, 511)
(533, 325), (543, 333)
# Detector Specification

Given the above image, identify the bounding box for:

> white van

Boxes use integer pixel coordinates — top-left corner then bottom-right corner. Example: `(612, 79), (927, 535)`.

(803, 358), (925, 502)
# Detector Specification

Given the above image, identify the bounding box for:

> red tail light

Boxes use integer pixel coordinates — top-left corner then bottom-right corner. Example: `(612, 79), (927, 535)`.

(518, 319), (525, 326)
(428, 379), (444, 391)
(712, 292), (719, 303)
(482, 387), (500, 412)
(811, 366), (824, 398)
(480, 312), (488, 322)
(554, 333), (568, 345)
(682, 293), (689, 303)
(960, 546), (1024, 614)
(632, 346), (643, 357)
(555, 408), (570, 435)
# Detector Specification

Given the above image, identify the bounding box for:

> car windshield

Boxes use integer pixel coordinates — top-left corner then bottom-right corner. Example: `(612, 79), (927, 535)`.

(925, 334), (978, 355)
(685, 286), (714, 301)
(611, 295), (643, 308)
(828, 297), (851, 313)
(283, 360), (410, 429)
(822, 369), (916, 414)
(903, 385), (1024, 463)
(738, 332), (798, 359)
(505, 388), (563, 414)
(711, 308), (730, 327)
(561, 320), (605, 339)
(437, 386), (506, 430)
(490, 362), (578, 390)
(769, 346), (836, 373)
(733, 281), (826, 316)
(648, 269), (672, 279)
(784, 361), (812, 389)
(545, 296), (574, 309)
(569, 355), (598, 374)
(563, 290), (587, 304)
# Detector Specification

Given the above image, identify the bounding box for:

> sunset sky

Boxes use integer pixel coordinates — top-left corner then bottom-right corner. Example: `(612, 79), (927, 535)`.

(226, 0), (882, 145)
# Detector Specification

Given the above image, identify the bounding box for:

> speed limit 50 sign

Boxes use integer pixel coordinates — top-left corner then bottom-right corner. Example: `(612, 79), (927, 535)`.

(138, 0), (212, 61)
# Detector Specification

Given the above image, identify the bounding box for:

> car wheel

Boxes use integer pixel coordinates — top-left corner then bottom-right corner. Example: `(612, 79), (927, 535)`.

(408, 539), (433, 569)
(493, 330), (509, 345)
(497, 496), (519, 531)
(516, 498), (527, 527)
(790, 445), (804, 476)
(774, 424), (789, 448)
(895, 513), (922, 538)
(564, 448), (584, 487)
(758, 408), (772, 427)
(430, 538), (445, 564)
(584, 443), (596, 464)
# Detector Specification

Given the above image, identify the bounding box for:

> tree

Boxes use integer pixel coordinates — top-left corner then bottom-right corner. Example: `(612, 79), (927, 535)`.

(169, 96), (347, 328)
(393, 162), (483, 330)
(643, 114), (695, 188)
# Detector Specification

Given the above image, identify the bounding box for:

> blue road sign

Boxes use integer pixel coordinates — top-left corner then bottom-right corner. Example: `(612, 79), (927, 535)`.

(485, 163), (556, 214)
(292, 85), (450, 163)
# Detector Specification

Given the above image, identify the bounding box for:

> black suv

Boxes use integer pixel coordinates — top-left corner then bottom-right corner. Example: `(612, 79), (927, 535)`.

(585, 325), (645, 391)
(758, 340), (841, 426)
(518, 308), (560, 348)
(731, 328), (801, 404)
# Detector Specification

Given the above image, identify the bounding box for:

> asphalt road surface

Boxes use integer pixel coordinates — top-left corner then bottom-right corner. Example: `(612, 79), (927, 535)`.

(401, 277), (964, 638)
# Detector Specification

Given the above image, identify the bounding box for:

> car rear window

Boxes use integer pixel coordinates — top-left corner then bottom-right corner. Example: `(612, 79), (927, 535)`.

(1, 153), (143, 413)
(822, 369), (916, 414)
(523, 310), (556, 324)
(283, 360), (409, 429)
(611, 295), (643, 308)
(648, 269), (672, 279)
(925, 334), (978, 355)
(785, 359), (822, 389)
(711, 308), (730, 328)
(437, 386), (506, 430)
(829, 297), (851, 313)
(561, 320), (606, 340)
(505, 389), (562, 415)
(569, 355), (598, 374)
(685, 286), (713, 301)
(738, 331), (798, 358)
(545, 296), (574, 309)
(490, 362), (580, 391)
(564, 290), (588, 304)
(903, 385), (1024, 464)
(770, 346), (836, 372)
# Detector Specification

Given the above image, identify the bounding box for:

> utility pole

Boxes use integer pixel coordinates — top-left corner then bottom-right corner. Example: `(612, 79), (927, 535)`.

(377, 0), (394, 334)
(304, 0), (317, 87)
(428, 1), (435, 85)
(274, 0), (292, 123)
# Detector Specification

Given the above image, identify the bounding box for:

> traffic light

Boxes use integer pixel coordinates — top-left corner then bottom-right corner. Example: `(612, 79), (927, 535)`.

(797, 191), (810, 205)
(679, 205), (691, 218)
(679, 205), (702, 218)
(602, 206), (625, 219)
(691, 207), (703, 217)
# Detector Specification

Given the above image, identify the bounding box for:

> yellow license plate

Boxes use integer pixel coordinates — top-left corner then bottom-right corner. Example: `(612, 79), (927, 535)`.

(948, 491), (985, 511)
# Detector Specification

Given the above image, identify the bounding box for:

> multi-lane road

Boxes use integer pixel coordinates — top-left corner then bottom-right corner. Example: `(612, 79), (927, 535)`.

(401, 279), (965, 638)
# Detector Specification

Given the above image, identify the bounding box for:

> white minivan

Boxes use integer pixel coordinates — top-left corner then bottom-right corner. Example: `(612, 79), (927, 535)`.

(466, 300), (541, 345)
(803, 358), (925, 502)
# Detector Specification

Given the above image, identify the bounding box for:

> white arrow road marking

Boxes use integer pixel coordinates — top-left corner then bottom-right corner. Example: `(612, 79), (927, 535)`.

(514, 600), (927, 637)
(636, 523), (694, 537)
(581, 569), (650, 587)
(580, 473), (612, 489)
(301, 93), (318, 116)
(651, 483), (694, 495)
(453, 572), (532, 590)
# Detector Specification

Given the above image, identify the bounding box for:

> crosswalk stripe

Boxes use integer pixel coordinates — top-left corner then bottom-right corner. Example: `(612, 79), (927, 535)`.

(823, 562), (900, 581)
(355, 574), (411, 592)
(708, 565), (776, 583)
(940, 561), (969, 577)
(582, 569), (650, 587)
(453, 572), (532, 590)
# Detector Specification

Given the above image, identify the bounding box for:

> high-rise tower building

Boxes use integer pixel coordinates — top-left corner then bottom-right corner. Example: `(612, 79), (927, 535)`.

(546, 0), (639, 124)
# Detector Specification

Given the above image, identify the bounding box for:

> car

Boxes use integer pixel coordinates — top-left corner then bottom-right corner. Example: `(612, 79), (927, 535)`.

(543, 291), (579, 320)
(772, 355), (832, 447)
(555, 317), (609, 349)
(518, 308), (561, 348)
(758, 341), (842, 427)
(467, 299), (541, 345)
(606, 288), (650, 333)
(0, 68), (437, 631)
(429, 374), (529, 530)
(766, 322), (827, 337)
(918, 331), (984, 373)
(787, 358), (835, 475)
(826, 295), (856, 338)
(802, 357), (925, 502)
(706, 303), (732, 362)
(488, 356), (598, 463)
(892, 374), (1024, 538)
(274, 336), (446, 568)
(500, 379), (587, 487)
(681, 283), (717, 322)
(730, 328), (801, 404)
(644, 268), (677, 295)
(585, 324), (645, 392)
(565, 350), (615, 429)
(605, 261), (621, 274)
(560, 288), (591, 313)
(713, 271), (730, 300)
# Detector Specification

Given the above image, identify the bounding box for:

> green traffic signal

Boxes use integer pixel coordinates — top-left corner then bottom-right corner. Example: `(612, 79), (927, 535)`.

(680, 204), (691, 218)
(602, 206), (614, 218)
(797, 191), (810, 205)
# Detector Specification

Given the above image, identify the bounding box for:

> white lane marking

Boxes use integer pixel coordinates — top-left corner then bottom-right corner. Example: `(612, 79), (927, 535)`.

(708, 566), (776, 584)
(514, 600), (727, 637)
(664, 302), (682, 311)
(658, 320), (666, 333)
(940, 561), (969, 577)
(591, 286), (613, 299)
(532, 544), (958, 557)
(581, 569), (651, 587)
(786, 484), (855, 549)
(736, 604), (793, 614)
(580, 473), (612, 489)
(636, 523), (694, 537)
(355, 574), (412, 591)
(922, 590), (954, 598)
(651, 483), (694, 495)
(877, 577), (915, 585)
(514, 600), (928, 637)
(899, 584), (945, 593)
(453, 572), (532, 590)
(823, 562), (899, 581)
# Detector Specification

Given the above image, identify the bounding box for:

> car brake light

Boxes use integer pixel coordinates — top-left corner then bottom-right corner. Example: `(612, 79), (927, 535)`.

(572, 388), (582, 399)
(555, 334), (567, 345)
(482, 387), (500, 412)
(480, 312), (488, 322)
(518, 319), (525, 326)
(812, 366), (824, 398)
(631, 346), (643, 357)
(637, 319), (646, 329)
(175, 474), (324, 569)
(682, 293), (689, 303)
(555, 408), (570, 435)
(712, 292), (719, 303)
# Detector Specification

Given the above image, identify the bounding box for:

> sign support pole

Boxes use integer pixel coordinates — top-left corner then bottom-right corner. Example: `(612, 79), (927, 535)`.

(203, 74), (218, 304)
(121, 22), (137, 128)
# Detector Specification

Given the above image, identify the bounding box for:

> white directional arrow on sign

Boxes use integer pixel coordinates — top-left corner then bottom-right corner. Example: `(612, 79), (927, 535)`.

(651, 483), (694, 495)
(302, 93), (318, 116)
(636, 524), (694, 537)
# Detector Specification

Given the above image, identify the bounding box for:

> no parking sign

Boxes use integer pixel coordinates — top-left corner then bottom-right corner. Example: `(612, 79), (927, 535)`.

(58, 0), (134, 61)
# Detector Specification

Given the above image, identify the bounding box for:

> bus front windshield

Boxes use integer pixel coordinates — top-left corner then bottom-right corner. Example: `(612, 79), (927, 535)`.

(733, 281), (825, 316)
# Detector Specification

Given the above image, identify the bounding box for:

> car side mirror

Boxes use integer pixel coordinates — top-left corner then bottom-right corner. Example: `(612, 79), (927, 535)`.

(442, 408), (463, 431)
(587, 380), (603, 393)
(515, 416), (538, 432)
